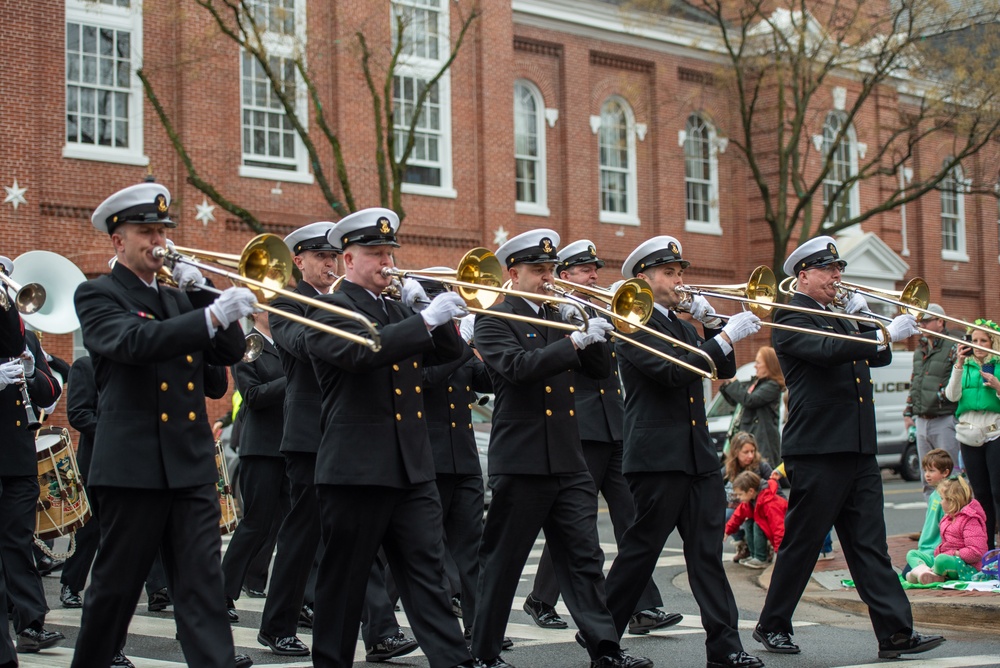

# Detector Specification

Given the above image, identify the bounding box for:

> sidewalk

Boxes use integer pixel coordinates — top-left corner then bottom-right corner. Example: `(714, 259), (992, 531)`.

(755, 534), (1000, 631)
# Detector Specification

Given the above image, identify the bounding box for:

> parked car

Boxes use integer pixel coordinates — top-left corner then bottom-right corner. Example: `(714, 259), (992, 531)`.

(706, 351), (919, 481)
(471, 397), (494, 508)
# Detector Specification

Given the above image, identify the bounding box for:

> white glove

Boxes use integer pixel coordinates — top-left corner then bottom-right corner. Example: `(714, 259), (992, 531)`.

(559, 302), (585, 325)
(401, 278), (429, 311)
(885, 313), (919, 343)
(721, 311), (761, 344)
(570, 317), (614, 349)
(459, 313), (476, 344)
(421, 292), (467, 329)
(170, 261), (206, 292)
(208, 287), (258, 329)
(687, 296), (712, 321)
(0, 359), (24, 389)
(843, 292), (868, 315)
(20, 346), (35, 377)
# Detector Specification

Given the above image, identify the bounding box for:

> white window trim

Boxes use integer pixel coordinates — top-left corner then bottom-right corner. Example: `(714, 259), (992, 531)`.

(941, 166), (969, 262)
(683, 114), (721, 236)
(514, 79), (549, 217)
(596, 96), (640, 227)
(821, 112), (861, 233)
(239, 0), (314, 184)
(63, 0), (148, 166)
(393, 0), (455, 199)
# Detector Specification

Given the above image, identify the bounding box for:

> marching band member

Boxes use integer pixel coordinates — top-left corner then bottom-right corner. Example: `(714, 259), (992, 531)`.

(753, 236), (944, 660)
(601, 236), (763, 668)
(524, 240), (678, 636)
(0, 256), (63, 655)
(305, 208), (475, 668)
(471, 230), (651, 668)
(71, 182), (254, 668)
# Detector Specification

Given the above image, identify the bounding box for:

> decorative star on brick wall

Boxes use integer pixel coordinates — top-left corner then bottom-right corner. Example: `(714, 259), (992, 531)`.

(493, 225), (509, 246)
(3, 180), (27, 211)
(195, 198), (216, 226)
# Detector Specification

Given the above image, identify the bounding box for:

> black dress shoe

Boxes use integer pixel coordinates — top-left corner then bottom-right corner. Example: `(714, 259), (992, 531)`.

(16, 627), (65, 653)
(257, 631), (310, 656)
(522, 593), (568, 629)
(36, 555), (65, 577)
(628, 608), (683, 634)
(590, 649), (654, 668)
(147, 587), (171, 612)
(479, 658), (515, 668)
(707, 650), (765, 668)
(877, 631), (946, 659)
(60, 584), (83, 608)
(242, 584), (267, 598)
(235, 653), (254, 668)
(366, 630), (418, 662)
(226, 597), (239, 624)
(752, 624), (800, 654)
(111, 650), (136, 667)
(297, 603), (314, 629)
(502, 636), (513, 650)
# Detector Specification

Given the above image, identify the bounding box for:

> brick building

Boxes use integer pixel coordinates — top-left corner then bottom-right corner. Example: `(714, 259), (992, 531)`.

(2, 0), (998, 424)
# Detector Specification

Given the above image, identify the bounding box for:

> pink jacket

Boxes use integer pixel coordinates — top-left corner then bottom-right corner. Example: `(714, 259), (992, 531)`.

(935, 499), (988, 566)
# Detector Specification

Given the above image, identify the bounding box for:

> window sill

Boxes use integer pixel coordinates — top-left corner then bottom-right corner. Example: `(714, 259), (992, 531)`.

(62, 145), (149, 167)
(240, 164), (315, 185)
(401, 183), (457, 199)
(941, 251), (970, 263)
(516, 201), (550, 217)
(685, 220), (722, 236)
(599, 211), (640, 226)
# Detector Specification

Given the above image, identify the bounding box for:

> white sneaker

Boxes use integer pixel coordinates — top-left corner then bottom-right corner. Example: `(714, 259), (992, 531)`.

(740, 557), (768, 569)
(818, 551), (835, 561)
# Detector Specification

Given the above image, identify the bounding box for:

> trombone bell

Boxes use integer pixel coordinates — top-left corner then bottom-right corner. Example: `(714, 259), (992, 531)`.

(607, 280), (654, 334)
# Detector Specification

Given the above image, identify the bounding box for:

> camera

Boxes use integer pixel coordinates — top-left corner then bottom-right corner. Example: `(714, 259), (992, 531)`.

(964, 332), (973, 342)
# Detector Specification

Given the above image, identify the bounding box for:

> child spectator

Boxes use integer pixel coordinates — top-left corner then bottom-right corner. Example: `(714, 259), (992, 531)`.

(724, 471), (788, 569)
(916, 449), (955, 555)
(906, 477), (988, 584)
(723, 433), (774, 562)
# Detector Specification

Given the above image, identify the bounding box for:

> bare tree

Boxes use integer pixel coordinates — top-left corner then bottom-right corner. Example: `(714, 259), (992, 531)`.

(140, 0), (479, 231)
(633, 0), (1000, 275)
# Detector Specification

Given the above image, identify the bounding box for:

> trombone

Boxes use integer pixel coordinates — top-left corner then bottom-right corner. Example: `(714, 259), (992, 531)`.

(382, 247), (589, 333)
(677, 266), (889, 344)
(549, 278), (718, 379)
(0, 268), (46, 315)
(153, 235), (382, 352)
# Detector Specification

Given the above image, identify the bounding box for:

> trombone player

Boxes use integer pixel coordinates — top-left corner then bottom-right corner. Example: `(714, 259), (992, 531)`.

(601, 235), (762, 668)
(752, 235), (944, 660)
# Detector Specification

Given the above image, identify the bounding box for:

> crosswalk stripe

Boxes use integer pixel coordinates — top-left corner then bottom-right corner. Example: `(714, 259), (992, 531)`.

(831, 656), (1000, 668)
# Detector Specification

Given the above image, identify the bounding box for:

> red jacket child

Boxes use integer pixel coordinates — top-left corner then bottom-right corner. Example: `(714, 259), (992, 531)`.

(725, 478), (788, 551)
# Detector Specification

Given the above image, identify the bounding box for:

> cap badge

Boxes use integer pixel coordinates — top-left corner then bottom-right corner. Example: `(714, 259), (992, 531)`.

(378, 217), (391, 235)
(588, 245), (596, 256)
(155, 194), (168, 214)
(668, 241), (680, 256)
(827, 242), (837, 256)
(541, 238), (553, 254)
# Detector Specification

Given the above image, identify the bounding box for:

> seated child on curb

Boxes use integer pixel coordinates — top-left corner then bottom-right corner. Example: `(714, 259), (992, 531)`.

(724, 471), (788, 570)
(906, 477), (988, 584)
(723, 432), (775, 562)
(916, 449), (954, 555)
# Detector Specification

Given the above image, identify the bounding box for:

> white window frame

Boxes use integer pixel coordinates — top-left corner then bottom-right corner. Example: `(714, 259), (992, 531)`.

(238, 0), (313, 184)
(63, 0), (147, 166)
(392, 0), (455, 199)
(683, 113), (721, 235)
(821, 111), (860, 231)
(940, 161), (969, 262)
(514, 79), (548, 217)
(596, 96), (639, 226)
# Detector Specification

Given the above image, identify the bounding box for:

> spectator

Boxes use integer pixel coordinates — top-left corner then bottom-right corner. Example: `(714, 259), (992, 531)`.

(906, 477), (987, 583)
(723, 432), (777, 562)
(719, 346), (785, 467)
(725, 471), (788, 570)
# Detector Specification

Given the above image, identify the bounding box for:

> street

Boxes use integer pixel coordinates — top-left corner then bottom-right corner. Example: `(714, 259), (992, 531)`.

(21, 473), (1000, 667)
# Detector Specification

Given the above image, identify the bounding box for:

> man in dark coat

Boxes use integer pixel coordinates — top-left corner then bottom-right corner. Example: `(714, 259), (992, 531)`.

(753, 235), (944, 661)
(471, 229), (651, 668)
(601, 236), (763, 668)
(71, 181), (255, 668)
(304, 207), (475, 668)
(0, 291), (23, 664)
(0, 273), (63, 654)
(524, 239), (676, 636)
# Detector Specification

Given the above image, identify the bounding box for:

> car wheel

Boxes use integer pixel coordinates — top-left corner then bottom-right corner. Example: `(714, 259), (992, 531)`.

(900, 441), (920, 481)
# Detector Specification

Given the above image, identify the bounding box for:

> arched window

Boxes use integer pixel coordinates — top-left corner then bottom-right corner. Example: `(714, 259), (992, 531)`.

(684, 113), (720, 234)
(940, 160), (967, 260)
(514, 80), (548, 215)
(821, 111), (859, 228)
(597, 97), (639, 225)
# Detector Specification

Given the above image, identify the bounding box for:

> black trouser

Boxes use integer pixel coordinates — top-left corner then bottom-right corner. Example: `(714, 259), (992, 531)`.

(71, 484), (234, 668)
(0, 478), (17, 664)
(758, 453), (913, 641)
(533, 440), (662, 613)
(436, 473), (485, 631)
(0, 475), (47, 634)
(473, 472), (618, 662)
(962, 439), (1000, 550)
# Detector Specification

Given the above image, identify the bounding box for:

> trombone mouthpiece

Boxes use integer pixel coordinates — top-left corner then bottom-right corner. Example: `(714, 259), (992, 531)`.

(152, 246), (168, 259)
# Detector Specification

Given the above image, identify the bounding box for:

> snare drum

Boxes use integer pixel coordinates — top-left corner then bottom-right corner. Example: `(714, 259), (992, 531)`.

(35, 427), (91, 540)
(215, 440), (239, 535)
